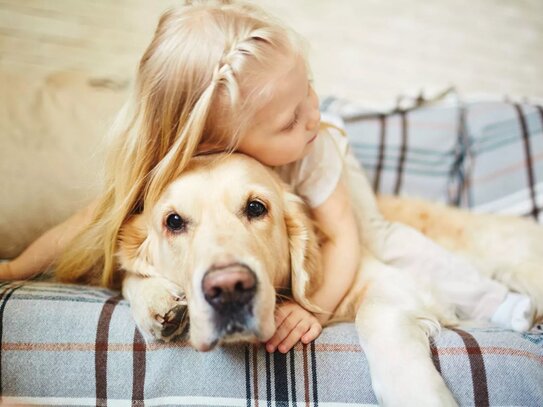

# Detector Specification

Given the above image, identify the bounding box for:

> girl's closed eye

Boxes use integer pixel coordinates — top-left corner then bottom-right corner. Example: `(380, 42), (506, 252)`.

(282, 79), (313, 133)
(283, 113), (299, 132)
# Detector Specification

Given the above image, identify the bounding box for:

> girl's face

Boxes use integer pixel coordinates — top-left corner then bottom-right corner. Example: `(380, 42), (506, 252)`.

(237, 56), (321, 167)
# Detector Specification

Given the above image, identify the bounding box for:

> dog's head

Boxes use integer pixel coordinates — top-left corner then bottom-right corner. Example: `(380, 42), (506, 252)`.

(117, 154), (321, 351)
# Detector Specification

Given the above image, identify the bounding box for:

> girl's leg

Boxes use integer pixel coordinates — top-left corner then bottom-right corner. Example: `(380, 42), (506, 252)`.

(371, 220), (508, 321)
(345, 160), (534, 330)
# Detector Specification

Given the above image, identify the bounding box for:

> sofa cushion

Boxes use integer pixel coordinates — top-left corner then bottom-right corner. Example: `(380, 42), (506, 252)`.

(322, 94), (543, 223)
(1, 281), (542, 406)
(322, 93), (465, 205)
(0, 72), (126, 258)
(463, 101), (543, 221)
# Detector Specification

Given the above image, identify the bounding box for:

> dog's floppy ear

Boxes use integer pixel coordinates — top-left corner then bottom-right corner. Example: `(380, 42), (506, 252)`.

(283, 191), (323, 313)
(117, 214), (159, 277)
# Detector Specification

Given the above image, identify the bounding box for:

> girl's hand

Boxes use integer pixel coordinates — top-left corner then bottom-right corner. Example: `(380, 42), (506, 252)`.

(265, 301), (322, 353)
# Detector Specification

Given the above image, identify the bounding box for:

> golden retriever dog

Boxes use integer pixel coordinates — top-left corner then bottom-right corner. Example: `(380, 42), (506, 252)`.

(118, 153), (543, 406)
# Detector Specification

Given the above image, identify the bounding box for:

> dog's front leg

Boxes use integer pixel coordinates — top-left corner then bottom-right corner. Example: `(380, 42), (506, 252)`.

(122, 273), (188, 341)
(353, 261), (458, 407)
(355, 302), (457, 406)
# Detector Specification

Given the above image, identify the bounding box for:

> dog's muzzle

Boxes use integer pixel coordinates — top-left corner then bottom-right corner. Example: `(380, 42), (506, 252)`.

(202, 263), (257, 336)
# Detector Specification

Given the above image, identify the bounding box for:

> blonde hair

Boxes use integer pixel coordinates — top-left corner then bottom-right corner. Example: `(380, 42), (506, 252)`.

(55, 0), (308, 288)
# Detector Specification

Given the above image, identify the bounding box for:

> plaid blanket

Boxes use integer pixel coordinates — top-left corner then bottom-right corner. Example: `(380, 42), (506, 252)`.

(1, 281), (542, 406)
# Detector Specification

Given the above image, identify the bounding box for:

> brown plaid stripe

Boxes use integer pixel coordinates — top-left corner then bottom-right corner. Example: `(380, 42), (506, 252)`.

(2, 340), (540, 361)
(451, 328), (489, 407)
(373, 114), (387, 193)
(513, 103), (540, 220)
(132, 327), (146, 406)
(95, 295), (122, 407)
(394, 111), (409, 195)
(95, 298), (146, 406)
(430, 340), (442, 374)
(0, 282), (22, 397)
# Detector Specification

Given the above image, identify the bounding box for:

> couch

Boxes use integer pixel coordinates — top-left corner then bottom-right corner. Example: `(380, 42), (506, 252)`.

(1, 72), (542, 406)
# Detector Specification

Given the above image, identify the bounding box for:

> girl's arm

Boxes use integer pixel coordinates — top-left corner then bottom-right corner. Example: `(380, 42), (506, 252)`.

(308, 180), (360, 323)
(265, 181), (360, 352)
(0, 199), (99, 280)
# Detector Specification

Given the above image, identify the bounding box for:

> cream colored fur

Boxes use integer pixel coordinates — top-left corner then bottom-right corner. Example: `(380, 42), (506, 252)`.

(118, 153), (543, 406)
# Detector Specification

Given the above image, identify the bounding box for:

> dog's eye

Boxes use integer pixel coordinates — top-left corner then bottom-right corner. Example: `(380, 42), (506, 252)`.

(245, 200), (267, 219)
(165, 213), (186, 232)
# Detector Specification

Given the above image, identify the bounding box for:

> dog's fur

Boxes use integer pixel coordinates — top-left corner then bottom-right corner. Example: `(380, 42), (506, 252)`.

(118, 153), (543, 406)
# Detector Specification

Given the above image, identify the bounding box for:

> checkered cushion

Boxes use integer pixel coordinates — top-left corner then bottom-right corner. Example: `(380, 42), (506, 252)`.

(322, 94), (543, 223)
(463, 102), (543, 221)
(1, 282), (542, 406)
(322, 94), (465, 205)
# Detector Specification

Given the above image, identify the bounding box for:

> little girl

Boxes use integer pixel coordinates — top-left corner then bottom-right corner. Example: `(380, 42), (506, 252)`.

(0, 0), (533, 352)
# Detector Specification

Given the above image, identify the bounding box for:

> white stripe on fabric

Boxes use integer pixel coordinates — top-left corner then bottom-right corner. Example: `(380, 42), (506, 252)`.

(471, 183), (543, 216)
(1, 397), (98, 406)
(117, 397), (247, 406)
(1, 396), (379, 407)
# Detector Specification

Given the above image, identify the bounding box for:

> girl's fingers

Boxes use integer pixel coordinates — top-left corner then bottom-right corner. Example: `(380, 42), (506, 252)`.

(266, 303), (323, 353)
(274, 303), (294, 328)
(301, 322), (322, 344)
(277, 319), (311, 353)
(266, 312), (300, 352)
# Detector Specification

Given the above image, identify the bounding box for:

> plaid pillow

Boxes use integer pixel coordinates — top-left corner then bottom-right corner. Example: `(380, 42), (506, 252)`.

(322, 93), (465, 205)
(322, 93), (543, 223)
(461, 101), (543, 222)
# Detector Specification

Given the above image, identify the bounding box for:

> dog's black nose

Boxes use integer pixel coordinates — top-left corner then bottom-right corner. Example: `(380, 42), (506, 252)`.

(202, 265), (256, 312)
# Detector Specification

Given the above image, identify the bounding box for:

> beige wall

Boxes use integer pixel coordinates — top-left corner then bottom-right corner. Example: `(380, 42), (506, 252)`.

(1, 0), (542, 105)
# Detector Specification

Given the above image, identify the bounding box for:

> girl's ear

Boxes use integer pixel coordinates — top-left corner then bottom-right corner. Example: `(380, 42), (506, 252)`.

(117, 214), (158, 277)
(283, 191), (323, 313)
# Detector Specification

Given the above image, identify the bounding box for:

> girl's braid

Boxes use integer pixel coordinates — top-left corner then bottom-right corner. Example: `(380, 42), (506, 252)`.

(213, 28), (271, 106)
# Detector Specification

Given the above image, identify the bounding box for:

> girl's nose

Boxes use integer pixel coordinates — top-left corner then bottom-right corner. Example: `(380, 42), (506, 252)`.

(306, 108), (321, 132)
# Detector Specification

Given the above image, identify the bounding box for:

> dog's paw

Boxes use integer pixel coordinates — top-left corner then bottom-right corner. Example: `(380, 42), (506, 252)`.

(154, 302), (189, 339)
(129, 277), (189, 342)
